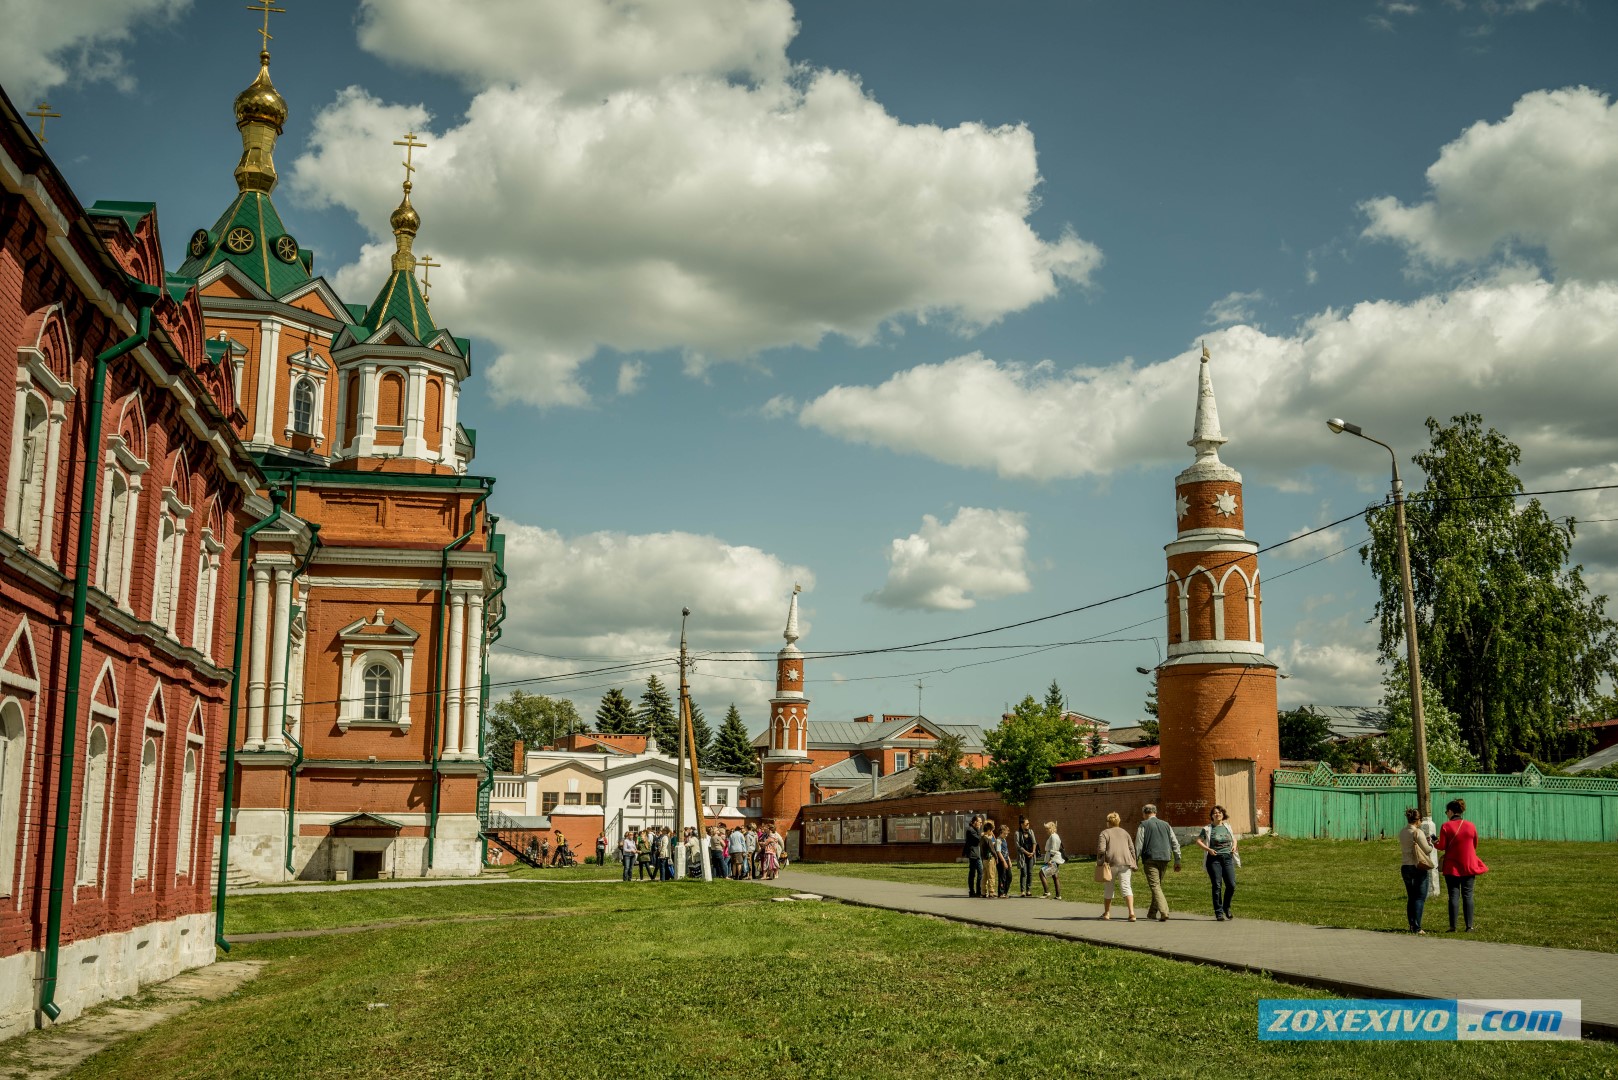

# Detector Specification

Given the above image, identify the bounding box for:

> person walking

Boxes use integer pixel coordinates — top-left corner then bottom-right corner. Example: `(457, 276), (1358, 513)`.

(1399, 806), (1437, 933)
(963, 814), (985, 898)
(1195, 805), (1239, 921)
(995, 825), (1014, 897)
(1039, 821), (1064, 899)
(1134, 804), (1181, 922)
(980, 818), (1000, 899)
(1436, 798), (1488, 932)
(620, 830), (638, 882)
(1097, 812), (1138, 921)
(1016, 818), (1037, 897)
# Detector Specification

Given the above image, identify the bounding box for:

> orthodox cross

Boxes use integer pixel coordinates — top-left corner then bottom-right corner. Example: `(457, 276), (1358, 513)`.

(247, 1), (285, 55)
(26, 102), (61, 143)
(393, 131), (427, 189)
(416, 254), (441, 303)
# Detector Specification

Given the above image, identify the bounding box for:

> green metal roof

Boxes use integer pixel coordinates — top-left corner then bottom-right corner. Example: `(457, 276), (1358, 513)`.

(362, 267), (436, 340)
(344, 303), (370, 324)
(176, 190), (312, 297)
(87, 200), (156, 232)
(164, 273), (193, 306)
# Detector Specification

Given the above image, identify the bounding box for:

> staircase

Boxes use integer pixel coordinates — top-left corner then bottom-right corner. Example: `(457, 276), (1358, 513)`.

(213, 860), (260, 890)
(482, 808), (544, 867)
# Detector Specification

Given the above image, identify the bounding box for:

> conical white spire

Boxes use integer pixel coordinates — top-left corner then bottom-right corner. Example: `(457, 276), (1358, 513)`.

(1187, 342), (1228, 461)
(783, 584), (801, 646)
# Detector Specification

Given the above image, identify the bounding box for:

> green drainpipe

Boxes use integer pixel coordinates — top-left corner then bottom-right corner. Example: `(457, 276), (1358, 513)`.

(278, 524), (320, 876)
(213, 487), (286, 952)
(426, 481), (493, 869)
(39, 282), (161, 1021)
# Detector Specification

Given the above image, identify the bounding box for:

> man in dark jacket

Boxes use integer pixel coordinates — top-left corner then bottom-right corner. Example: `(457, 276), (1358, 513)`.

(1134, 803), (1182, 921)
(963, 814), (985, 897)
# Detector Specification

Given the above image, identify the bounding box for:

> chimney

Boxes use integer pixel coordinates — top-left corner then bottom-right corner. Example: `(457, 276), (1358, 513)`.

(883, 714), (907, 724)
(870, 761), (881, 800)
(854, 714), (875, 724)
(511, 740), (525, 774)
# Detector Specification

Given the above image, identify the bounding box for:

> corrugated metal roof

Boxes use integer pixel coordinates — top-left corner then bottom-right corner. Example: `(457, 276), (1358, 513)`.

(811, 757), (876, 782)
(1303, 704), (1389, 741)
(1567, 743), (1618, 773)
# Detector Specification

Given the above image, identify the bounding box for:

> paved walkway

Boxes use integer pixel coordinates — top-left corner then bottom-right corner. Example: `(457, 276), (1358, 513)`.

(772, 870), (1618, 1040)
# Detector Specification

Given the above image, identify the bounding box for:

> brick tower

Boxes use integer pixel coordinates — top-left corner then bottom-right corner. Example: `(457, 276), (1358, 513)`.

(1157, 346), (1279, 834)
(761, 585), (814, 855)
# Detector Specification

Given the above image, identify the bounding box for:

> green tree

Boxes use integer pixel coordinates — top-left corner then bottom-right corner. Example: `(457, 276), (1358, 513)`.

(983, 694), (1085, 805)
(1139, 674), (1160, 742)
(1378, 663), (1479, 774)
(1278, 706), (1333, 762)
(1043, 679), (1065, 716)
(486, 691), (584, 771)
(593, 688), (639, 734)
(689, 701), (713, 768)
(912, 732), (977, 793)
(1362, 415), (1618, 769)
(639, 674), (680, 753)
(709, 704), (759, 776)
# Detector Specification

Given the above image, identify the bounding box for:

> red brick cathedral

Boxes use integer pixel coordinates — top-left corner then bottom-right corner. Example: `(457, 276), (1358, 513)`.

(1157, 346), (1279, 833)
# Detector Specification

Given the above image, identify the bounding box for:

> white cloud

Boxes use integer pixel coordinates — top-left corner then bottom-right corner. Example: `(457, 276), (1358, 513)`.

(292, 2), (1099, 408)
(1272, 634), (1385, 708)
(1205, 289), (1265, 326)
(866, 507), (1032, 611)
(616, 360), (646, 396)
(1277, 526), (1351, 561)
(1362, 87), (1618, 281)
(485, 522), (811, 717)
(0, 0), (189, 102)
(792, 275), (1618, 488)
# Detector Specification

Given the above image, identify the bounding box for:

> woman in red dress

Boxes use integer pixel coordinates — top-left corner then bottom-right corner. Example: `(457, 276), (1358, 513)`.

(1435, 797), (1489, 932)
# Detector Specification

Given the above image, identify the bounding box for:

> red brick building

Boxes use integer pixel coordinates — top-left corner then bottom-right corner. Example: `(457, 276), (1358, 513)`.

(1155, 346), (1279, 832)
(1, 87), (260, 1032)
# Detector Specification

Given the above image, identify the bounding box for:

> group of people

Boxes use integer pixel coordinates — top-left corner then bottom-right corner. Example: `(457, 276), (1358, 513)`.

(522, 831), (577, 868)
(615, 823), (788, 882)
(960, 804), (1242, 921)
(1398, 798), (1489, 934)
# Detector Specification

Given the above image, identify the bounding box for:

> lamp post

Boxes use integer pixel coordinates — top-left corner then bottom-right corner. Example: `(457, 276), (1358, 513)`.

(1326, 418), (1431, 821)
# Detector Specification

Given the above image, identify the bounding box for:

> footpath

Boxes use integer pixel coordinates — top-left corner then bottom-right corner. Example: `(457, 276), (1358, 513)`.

(771, 869), (1618, 1040)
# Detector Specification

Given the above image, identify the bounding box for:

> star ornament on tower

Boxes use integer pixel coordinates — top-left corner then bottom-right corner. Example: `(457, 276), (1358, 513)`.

(784, 667), (799, 682)
(1213, 490), (1239, 517)
(1175, 494), (1190, 520)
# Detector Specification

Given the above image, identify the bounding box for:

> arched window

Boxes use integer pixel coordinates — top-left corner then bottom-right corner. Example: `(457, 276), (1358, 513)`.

(377, 372), (405, 428)
(133, 736), (159, 880)
(77, 725), (110, 885)
(362, 663), (394, 721)
(152, 515), (177, 629)
(98, 472), (131, 597)
(175, 746), (199, 876)
(11, 394), (47, 549)
(292, 377), (316, 435)
(0, 699), (25, 897)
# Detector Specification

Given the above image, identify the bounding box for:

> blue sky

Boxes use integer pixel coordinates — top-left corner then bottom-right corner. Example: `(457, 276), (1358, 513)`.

(6, 0), (1617, 733)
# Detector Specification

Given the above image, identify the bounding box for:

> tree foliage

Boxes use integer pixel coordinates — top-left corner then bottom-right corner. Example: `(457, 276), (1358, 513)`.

(912, 733), (980, 793)
(1362, 414), (1618, 770)
(689, 701), (713, 768)
(639, 674), (680, 754)
(709, 704), (759, 776)
(1378, 663), (1479, 774)
(593, 688), (640, 734)
(983, 694), (1085, 805)
(1278, 706), (1334, 762)
(486, 691), (585, 771)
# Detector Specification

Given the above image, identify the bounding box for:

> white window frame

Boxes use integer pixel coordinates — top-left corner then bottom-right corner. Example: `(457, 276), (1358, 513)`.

(337, 648), (412, 731)
(97, 435), (148, 607)
(7, 334), (72, 563)
(0, 697), (26, 897)
(282, 350), (328, 444)
(191, 527), (223, 659)
(894, 751), (909, 772)
(77, 723), (112, 886)
(175, 717), (202, 880)
(132, 735), (161, 881)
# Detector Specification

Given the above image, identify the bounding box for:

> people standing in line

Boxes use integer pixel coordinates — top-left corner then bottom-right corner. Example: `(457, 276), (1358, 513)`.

(539, 836), (551, 866)
(1097, 812), (1138, 921)
(1134, 804), (1181, 922)
(1016, 818), (1037, 898)
(980, 818), (1000, 899)
(637, 830), (653, 880)
(1039, 821), (1064, 899)
(685, 827), (703, 878)
(1195, 805), (1239, 921)
(995, 825), (1014, 897)
(760, 826), (781, 879)
(1436, 798), (1488, 932)
(710, 826), (728, 881)
(745, 826), (761, 879)
(963, 814), (985, 898)
(728, 825), (748, 879)
(1399, 806), (1437, 934)
(620, 830), (638, 882)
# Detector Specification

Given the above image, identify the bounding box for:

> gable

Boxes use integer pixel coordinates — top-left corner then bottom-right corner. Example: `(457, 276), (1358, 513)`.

(0, 619), (40, 692)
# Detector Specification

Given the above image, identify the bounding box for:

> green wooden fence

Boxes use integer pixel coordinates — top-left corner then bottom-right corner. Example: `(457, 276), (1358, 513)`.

(1272, 762), (1618, 842)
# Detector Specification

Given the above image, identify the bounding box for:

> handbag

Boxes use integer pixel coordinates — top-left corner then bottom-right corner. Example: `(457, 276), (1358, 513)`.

(1094, 861), (1113, 883)
(1413, 839), (1435, 870)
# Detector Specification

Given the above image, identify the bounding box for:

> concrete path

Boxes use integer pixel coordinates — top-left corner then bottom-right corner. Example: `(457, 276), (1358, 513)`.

(772, 870), (1618, 1040)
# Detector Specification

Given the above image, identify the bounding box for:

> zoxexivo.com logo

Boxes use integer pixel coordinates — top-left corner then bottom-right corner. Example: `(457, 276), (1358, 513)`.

(1258, 999), (1581, 1041)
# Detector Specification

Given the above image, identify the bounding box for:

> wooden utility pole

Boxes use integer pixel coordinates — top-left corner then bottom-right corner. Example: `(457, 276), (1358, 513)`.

(674, 608), (689, 877)
(676, 608), (711, 879)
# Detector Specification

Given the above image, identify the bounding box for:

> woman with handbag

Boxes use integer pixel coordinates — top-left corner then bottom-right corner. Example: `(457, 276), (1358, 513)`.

(1194, 805), (1239, 921)
(1436, 798), (1489, 932)
(1398, 806), (1436, 933)
(1096, 812), (1138, 921)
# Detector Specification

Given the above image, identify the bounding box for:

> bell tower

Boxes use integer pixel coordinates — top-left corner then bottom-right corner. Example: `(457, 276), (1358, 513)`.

(761, 585), (814, 851)
(1157, 346), (1279, 834)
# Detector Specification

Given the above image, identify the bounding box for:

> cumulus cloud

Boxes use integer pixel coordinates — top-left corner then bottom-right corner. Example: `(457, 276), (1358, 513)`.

(0, 0), (190, 102)
(1362, 87), (1618, 281)
(1205, 289), (1264, 326)
(616, 360), (646, 396)
(486, 522), (812, 715)
(1272, 632), (1385, 709)
(291, 1), (1098, 408)
(1277, 525), (1351, 561)
(866, 507), (1032, 611)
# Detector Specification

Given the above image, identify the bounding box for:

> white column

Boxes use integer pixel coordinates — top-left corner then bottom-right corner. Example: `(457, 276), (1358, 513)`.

(119, 478), (141, 607)
(252, 320), (280, 444)
(265, 567), (292, 749)
(444, 592), (465, 757)
(166, 520), (188, 635)
(3, 382), (25, 531)
(403, 369), (427, 457)
(461, 592), (485, 758)
(38, 404), (64, 563)
(246, 565), (271, 749)
(358, 364), (379, 440)
(441, 385), (460, 467)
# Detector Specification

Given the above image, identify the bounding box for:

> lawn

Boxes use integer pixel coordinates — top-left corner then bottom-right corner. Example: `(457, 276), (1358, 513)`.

(72, 889), (1615, 1079)
(793, 836), (1618, 953)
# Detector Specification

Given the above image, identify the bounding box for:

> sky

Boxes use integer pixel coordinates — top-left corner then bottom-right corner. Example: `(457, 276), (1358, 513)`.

(4, 0), (1617, 736)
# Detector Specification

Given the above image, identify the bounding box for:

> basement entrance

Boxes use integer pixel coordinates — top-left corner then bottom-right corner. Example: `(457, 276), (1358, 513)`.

(351, 851), (384, 880)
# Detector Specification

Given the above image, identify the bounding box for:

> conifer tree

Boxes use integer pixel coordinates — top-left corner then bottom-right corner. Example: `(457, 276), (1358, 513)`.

(710, 704), (760, 776)
(593, 688), (638, 734)
(639, 674), (681, 754)
(689, 701), (714, 768)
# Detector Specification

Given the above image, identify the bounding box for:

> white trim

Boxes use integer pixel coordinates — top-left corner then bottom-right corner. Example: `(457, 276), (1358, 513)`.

(1166, 638), (1269, 658)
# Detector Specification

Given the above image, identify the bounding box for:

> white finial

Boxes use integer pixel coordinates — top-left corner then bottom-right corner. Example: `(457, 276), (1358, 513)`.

(783, 584), (801, 645)
(371, 608), (385, 625)
(1187, 341), (1228, 461)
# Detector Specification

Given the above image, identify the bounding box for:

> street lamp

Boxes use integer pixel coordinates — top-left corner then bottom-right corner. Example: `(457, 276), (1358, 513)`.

(1326, 418), (1431, 822)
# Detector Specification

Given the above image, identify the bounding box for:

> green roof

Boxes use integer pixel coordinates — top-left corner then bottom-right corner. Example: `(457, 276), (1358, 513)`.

(87, 200), (156, 232)
(176, 190), (312, 297)
(164, 273), (193, 306)
(362, 267), (436, 340)
(344, 303), (369, 324)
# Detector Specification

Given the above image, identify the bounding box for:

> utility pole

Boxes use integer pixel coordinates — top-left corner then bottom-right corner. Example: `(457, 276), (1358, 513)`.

(675, 608), (690, 878)
(916, 680), (924, 719)
(677, 607), (712, 880)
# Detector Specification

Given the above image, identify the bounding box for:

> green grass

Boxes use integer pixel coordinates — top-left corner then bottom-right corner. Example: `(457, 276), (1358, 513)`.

(793, 836), (1618, 953)
(72, 895), (1614, 1079)
(224, 878), (773, 936)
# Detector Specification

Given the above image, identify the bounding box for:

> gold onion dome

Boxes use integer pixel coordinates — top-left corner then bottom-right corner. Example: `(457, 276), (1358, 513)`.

(390, 184), (421, 236)
(234, 52), (287, 132)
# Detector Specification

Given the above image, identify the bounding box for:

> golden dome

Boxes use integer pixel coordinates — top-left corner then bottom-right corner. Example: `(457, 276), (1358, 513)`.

(234, 53), (287, 133)
(390, 187), (421, 236)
